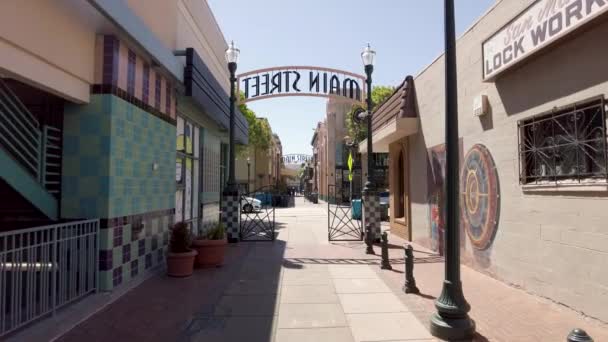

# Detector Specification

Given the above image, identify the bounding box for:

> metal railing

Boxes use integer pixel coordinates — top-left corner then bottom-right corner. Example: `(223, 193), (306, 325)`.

(0, 219), (99, 337)
(41, 126), (62, 196)
(0, 78), (62, 198)
(0, 79), (42, 179)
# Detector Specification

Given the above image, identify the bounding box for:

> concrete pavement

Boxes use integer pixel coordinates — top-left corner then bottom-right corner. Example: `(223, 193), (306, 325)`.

(47, 197), (608, 341)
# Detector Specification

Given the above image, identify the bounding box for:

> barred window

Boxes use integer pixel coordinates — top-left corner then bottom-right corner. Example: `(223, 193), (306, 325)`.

(518, 98), (608, 185)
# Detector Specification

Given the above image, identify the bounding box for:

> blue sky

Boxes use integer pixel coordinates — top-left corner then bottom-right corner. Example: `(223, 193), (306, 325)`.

(208, 0), (496, 155)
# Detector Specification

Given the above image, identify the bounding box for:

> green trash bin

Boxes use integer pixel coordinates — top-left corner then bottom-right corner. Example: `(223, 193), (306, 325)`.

(351, 199), (362, 220)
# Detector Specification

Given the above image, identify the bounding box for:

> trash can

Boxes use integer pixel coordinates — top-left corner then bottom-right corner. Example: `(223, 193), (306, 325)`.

(351, 199), (362, 220)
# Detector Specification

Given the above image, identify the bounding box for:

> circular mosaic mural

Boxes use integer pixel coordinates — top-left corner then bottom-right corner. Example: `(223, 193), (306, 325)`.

(460, 144), (500, 250)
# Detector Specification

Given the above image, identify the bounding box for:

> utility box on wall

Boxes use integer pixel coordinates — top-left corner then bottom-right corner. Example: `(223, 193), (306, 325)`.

(473, 94), (488, 117)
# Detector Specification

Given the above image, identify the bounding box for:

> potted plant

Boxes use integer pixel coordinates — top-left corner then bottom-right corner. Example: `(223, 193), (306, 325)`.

(192, 222), (227, 267)
(166, 222), (197, 277)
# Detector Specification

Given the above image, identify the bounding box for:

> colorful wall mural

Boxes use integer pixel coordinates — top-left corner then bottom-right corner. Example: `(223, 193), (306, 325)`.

(460, 144), (500, 269)
(427, 144), (446, 255)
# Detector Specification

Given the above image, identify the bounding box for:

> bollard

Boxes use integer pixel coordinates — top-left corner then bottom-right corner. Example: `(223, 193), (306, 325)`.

(567, 328), (593, 342)
(402, 244), (420, 294)
(380, 232), (392, 270)
(365, 224), (375, 255)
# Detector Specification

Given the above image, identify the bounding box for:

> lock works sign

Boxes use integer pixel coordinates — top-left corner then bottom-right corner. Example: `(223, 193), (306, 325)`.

(238, 66), (366, 103)
(482, 0), (608, 80)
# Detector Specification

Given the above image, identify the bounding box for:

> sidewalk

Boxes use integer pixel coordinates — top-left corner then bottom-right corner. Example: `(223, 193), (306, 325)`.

(50, 198), (606, 342)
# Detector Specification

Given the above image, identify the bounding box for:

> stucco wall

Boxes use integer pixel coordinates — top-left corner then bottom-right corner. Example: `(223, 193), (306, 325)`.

(409, 0), (608, 322)
(0, 0), (95, 102)
(176, 0), (230, 94)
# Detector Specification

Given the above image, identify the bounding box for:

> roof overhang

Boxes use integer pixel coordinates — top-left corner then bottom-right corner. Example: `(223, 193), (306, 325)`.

(359, 117), (418, 153)
(359, 76), (418, 154)
(184, 48), (248, 144)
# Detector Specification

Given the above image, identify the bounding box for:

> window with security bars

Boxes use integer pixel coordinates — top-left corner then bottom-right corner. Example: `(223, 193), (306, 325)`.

(518, 97), (608, 185)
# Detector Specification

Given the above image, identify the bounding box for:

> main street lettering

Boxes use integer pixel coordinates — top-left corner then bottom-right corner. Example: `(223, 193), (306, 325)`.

(483, 0), (608, 80)
(282, 154), (312, 164)
(238, 67), (365, 103)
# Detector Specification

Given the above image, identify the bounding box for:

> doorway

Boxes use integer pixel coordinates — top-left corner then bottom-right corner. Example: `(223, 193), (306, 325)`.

(389, 139), (410, 240)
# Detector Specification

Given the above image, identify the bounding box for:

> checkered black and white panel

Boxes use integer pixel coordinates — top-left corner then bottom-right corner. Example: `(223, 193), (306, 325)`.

(363, 192), (381, 239)
(221, 194), (240, 241)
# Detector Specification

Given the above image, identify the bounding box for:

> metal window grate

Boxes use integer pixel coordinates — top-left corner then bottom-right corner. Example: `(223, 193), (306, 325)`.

(518, 97), (608, 185)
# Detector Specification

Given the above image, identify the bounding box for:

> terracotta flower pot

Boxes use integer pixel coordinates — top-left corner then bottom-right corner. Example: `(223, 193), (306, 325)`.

(166, 249), (197, 277)
(192, 238), (227, 267)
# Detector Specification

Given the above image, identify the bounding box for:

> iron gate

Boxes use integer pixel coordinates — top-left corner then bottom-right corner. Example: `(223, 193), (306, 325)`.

(240, 186), (277, 241)
(327, 184), (363, 241)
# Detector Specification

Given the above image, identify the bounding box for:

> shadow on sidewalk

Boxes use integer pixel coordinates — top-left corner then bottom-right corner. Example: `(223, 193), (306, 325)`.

(56, 238), (289, 342)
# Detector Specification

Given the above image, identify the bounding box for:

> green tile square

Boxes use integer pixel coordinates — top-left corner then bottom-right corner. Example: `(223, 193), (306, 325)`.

(112, 246), (123, 266)
(78, 177), (100, 197)
(99, 270), (113, 291)
(138, 257), (145, 274)
(99, 229), (113, 250)
(80, 135), (102, 157)
(131, 242), (139, 259)
(62, 156), (81, 177)
(122, 263), (131, 283)
(123, 224), (131, 242)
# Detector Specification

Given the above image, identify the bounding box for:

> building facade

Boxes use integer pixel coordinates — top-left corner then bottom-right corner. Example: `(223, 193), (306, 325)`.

(235, 120), (283, 192)
(364, 0), (608, 322)
(0, 0), (247, 304)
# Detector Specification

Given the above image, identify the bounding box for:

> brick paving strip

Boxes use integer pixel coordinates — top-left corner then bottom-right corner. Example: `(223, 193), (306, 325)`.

(21, 197), (608, 342)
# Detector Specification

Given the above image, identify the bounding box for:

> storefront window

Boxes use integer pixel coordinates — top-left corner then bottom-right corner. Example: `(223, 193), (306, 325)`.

(519, 98), (607, 185)
(176, 116), (200, 228)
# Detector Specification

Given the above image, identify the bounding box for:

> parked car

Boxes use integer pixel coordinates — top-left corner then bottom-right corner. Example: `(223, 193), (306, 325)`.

(379, 191), (390, 207)
(241, 196), (262, 213)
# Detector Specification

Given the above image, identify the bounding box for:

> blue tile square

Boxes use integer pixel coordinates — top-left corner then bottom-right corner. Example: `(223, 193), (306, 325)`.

(63, 135), (80, 156)
(80, 116), (101, 135)
(80, 156), (100, 177)
(62, 176), (79, 196)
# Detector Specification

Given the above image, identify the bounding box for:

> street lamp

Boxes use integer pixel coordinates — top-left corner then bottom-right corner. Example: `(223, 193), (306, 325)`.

(225, 41), (240, 190)
(361, 43), (375, 192)
(429, 1), (476, 340)
(247, 156), (251, 194)
(223, 40), (240, 244)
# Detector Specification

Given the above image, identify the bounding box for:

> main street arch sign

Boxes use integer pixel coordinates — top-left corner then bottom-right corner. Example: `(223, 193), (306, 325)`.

(238, 66), (366, 104)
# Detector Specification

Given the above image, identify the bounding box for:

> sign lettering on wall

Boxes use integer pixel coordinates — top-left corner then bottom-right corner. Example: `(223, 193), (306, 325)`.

(282, 154), (313, 165)
(238, 66), (366, 103)
(482, 0), (608, 80)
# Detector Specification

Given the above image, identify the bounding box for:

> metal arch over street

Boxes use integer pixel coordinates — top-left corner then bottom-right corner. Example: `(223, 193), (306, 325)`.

(237, 66), (367, 104)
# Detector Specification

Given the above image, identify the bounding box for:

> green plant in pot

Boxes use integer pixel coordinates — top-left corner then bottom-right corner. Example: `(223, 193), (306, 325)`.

(166, 222), (198, 277)
(192, 222), (227, 268)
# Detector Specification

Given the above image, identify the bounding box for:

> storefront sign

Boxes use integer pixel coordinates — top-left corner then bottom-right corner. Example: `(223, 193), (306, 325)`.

(282, 154), (312, 165)
(483, 0), (608, 80)
(238, 66), (366, 103)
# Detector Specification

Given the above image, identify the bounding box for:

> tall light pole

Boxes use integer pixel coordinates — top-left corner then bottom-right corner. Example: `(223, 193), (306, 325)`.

(429, 1), (476, 340)
(361, 43), (376, 192)
(223, 41), (240, 243)
(247, 156), (251, 194)
(360, 43), (381, 242)
(225, 41), (239, 190)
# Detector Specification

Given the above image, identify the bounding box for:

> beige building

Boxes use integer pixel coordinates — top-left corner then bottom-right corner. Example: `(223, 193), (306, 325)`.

(363, 0), (608, 322)
(235, 121), (283, 192)
(311, 97), (364, 201)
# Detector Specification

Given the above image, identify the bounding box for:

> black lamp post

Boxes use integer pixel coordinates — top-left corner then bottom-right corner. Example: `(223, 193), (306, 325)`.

(429, 1), (476, 340)
(247, 156), (251, 194)
(225, 41), (240, 191)
(361, 43), (376, 192)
